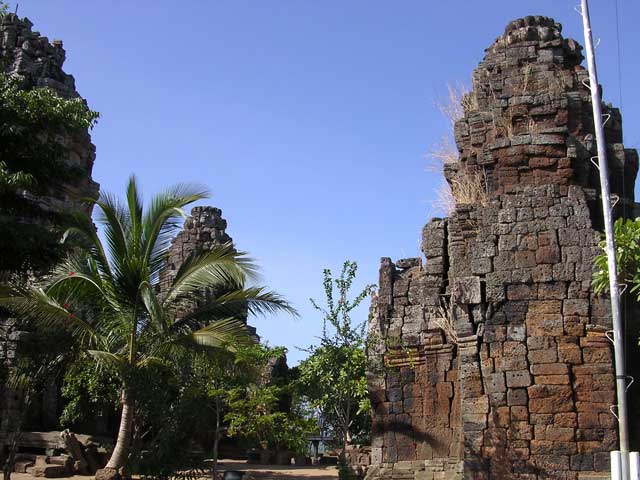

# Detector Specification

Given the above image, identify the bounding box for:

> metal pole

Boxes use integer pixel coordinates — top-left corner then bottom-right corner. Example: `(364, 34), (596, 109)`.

(580, 1), (630, 479)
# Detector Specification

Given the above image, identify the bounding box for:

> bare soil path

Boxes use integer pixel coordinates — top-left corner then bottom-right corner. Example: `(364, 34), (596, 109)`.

(11, 460), (338, 480)
(218, 459), (338, 479)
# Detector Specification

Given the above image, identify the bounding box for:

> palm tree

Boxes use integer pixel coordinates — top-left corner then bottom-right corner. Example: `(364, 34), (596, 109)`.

(0, 176), (295, 478)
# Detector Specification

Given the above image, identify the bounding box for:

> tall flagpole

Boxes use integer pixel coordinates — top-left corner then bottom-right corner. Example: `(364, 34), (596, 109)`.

(579, 1), (630, 478)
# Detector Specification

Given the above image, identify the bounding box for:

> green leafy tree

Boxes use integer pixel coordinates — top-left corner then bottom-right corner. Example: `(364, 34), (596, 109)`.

(59, 358), (120, 430)
(297, 261), (375, 454)
(0, 161), (32, 193)
(225, 384), (315, 456)
(182, 344), (284, 478)
(226, 384), (287, 450)
(0, 73), (100, 272)
(593, 217), (640, 299)
(0, 176), (295, 476)
(224, 346), (316, 463)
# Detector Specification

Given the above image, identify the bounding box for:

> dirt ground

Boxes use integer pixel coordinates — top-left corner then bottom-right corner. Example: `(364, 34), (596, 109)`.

(218, 459), (338, 479)
(11, 460), (339, 480)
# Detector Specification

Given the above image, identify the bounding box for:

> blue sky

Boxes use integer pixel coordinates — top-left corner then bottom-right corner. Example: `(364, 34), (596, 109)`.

(16, 1), (640, 364)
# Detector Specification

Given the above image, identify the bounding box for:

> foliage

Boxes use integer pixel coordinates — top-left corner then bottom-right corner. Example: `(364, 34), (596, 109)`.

(298, 261), (375, 449)
(310, 261), (375, 347)
(226, 384), (316, 454)
(126, 363), (189, 480)
(0, 1), (8, 16)
(59, 358), (120, 429)
(223, 345), (316, 456)
(593, 217), (640, 299)
(0, 161), (32, 193)
(0, 176), (296, 471)
(298, 344), (370, 444)
(2, 331), (68, 480)
(0, 73), (100, 272)
(80, 345), (271, 479)
(226, 385), (288, 448)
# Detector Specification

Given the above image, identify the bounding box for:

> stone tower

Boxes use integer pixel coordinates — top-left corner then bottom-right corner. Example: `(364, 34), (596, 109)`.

(158, 206), (258, 337)
(0, 14), (99, 433)
(366, 16), (638, 480)
(159, 206), (233, 295)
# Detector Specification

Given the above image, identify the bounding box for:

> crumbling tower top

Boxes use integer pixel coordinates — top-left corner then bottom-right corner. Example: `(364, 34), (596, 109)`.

(449, 15), (637, 207)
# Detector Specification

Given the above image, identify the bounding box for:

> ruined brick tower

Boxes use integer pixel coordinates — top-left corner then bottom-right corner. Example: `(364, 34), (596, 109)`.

(366, 16), (639, 480)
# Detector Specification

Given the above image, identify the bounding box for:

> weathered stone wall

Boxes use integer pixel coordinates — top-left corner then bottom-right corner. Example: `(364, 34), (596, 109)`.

(0, 318), (19, 432)
(367, 16), (638, 480)
(0, 14), (99, 436)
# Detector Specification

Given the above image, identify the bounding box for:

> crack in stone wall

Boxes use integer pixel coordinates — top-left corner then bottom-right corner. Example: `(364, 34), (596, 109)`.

(366, 16), (639, 480)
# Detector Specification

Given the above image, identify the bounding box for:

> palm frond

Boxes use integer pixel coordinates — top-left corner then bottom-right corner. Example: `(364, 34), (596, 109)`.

(45, 255), (128, 326)
(139, 281), (168, 333)
(95, 191), (130, 281)
(172, 287), (297, 331)
(8, 354), (66, 391)
(0, 285), (98, 344)
(161, 244), (258, 308)
(176, 318), (252, 352)
(47, 254), (109, 300)
(87, 349), (128, 372)
(142, 183), (210, 282)
(62, 211), (112, 278)
(125, 175), (144, 258)
(136, 355), (166, 369)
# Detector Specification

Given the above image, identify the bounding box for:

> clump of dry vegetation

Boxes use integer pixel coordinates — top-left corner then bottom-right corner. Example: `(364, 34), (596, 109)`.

(435, 83), (477, 129)
(433, 296), (458, 344)
(427, 83), (488, 216)
(435, 168), (489, 215)
(492, 113), (514, 139)
(426, 135), (458, 173)
(450, 168), (489, 206)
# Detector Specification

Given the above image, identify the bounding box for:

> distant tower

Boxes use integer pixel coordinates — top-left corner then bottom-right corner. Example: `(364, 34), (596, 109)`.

(159, 206), (233, 294)
(159, 206), (257, 337)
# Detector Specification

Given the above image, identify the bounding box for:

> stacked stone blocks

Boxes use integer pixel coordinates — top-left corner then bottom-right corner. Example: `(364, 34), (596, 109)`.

(366, 16), (638, 480)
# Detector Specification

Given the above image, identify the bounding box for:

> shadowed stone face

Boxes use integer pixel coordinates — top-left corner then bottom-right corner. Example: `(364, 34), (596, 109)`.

(366, 16), (639, 480)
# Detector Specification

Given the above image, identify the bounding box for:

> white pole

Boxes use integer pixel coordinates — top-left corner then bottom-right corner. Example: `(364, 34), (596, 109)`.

(613, 452), (623, 480)
(580, 2), (630, 479)
(629, 452), (639, 480)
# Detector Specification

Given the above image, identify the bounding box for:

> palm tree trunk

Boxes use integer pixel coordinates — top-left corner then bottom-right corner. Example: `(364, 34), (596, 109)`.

(212, 403), (221, 480)
(105, 388), (135, 470)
